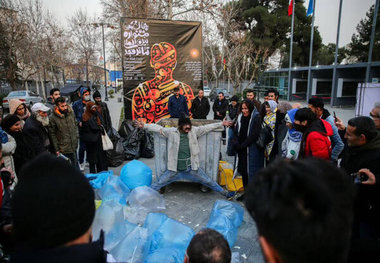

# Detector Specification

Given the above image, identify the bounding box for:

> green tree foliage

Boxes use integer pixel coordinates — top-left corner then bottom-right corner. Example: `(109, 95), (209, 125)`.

(347, 4), (380, 62)
(236, 0), (324, 67)
(314, 43), (346, 65)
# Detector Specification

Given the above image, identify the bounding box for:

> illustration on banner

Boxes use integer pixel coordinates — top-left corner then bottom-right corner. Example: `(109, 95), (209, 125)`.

(131, 42), (194, 123)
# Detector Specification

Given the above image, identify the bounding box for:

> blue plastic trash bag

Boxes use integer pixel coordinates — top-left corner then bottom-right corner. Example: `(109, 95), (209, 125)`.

(144, 214), (195, 263)
(85, 170), (113, 189)
(104, 220), (137, 252)
(107, 175), (130, 195)
(92, 199), (125, 240)
(128, 186), (165, 212)
(206, 200), (244, 247)
(98, 176), (130, 205)
(120, 160), (152, 189)
(123, 188), (165, 225)
(144, 248), (183, 263)
(144, 213), (168, 236)
(110, 226), (149, 263)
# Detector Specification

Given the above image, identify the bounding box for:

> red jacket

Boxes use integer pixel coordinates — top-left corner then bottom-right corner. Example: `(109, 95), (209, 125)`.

(303, 119), (333, 160)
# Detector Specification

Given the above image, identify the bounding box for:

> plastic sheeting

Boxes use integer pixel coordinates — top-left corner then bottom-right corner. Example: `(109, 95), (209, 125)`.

(206, 200), (244, 247)
(92, 199), (125, 240)
(144, 213), (195, 263)
(110, 226), (149, 263)
(120, 160), (152, 190)
(104, 220), (138, 252)
(97, 175), (130, 205)
(85, 170), (113, 189)
(124, 186), (165, 225)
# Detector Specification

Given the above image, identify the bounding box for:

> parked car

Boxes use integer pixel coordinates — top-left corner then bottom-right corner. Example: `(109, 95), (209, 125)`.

(203, 86), (211, 97)
(209, 88), (230, 102)
(2, 90), (44, 110)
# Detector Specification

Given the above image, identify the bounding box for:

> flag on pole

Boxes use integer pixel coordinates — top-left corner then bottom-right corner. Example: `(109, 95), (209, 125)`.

(307, 0), (314, 16)
(288, 0), (294, 16)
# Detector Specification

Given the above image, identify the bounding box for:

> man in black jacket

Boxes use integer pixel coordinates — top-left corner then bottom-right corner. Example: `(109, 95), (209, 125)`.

(212, 92), (228, 120)
(168, 87), (189, 118)
(213, 92), (229, 141)
(23, 103), (52, 157)
(92, 90), (112, 134)
(339, 116), (380, 262)
(191, 90), (210, 119)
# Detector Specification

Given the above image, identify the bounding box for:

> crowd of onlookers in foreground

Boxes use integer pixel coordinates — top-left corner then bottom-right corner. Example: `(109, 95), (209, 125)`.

(0, 85), (378, 262)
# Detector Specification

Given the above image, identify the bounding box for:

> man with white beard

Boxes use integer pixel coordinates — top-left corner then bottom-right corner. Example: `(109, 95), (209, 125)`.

(23, 103), (53, 157)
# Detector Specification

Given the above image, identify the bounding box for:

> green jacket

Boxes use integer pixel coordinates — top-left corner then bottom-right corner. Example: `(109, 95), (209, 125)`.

(49, 106), (79, 154)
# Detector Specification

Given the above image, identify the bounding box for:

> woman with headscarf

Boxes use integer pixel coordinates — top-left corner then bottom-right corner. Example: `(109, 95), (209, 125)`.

(281, 108), (303, 160)
(232, 100), (264, 201)
(263, 100), (278, 163)
(80, 101), (107, 173)
(1, 114), (33, 176)
(9, 99), (31, 126)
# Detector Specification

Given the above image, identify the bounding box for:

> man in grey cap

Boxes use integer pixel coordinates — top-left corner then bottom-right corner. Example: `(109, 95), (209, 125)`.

(23, 102), (53, 157)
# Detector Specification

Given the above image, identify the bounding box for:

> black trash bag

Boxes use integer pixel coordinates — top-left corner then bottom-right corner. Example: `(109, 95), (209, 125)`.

(106, 128), (125, 167)
(123, 127), (144, 160)
(118, 120), (135, 139)
(140, 130), (155, 158)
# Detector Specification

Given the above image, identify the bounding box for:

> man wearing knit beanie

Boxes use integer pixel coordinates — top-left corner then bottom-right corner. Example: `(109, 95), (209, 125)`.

(93, 90), (112, 134)
(10, 153), (107, 263)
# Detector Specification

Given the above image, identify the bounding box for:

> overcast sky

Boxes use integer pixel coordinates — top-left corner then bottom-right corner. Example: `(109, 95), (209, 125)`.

(41, 0), (376, 47)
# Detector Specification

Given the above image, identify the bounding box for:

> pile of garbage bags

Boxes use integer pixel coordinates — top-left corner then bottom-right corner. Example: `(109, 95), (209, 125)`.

(118, 120), (155, 161)
(87, 165), (245, 263)
(104, 121), (155, 167)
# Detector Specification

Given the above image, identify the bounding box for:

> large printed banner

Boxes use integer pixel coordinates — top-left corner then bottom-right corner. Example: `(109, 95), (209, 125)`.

(121, 18), (203, 123)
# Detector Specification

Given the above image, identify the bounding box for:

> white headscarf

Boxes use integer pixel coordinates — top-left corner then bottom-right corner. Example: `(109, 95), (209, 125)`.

(267, 100), (278, 113)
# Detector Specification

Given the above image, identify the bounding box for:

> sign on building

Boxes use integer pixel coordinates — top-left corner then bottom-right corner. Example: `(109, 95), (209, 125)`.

(121, 18), (203, 123)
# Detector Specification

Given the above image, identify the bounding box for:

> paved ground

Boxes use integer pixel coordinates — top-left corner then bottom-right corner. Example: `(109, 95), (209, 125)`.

(88, 90), (356, 262)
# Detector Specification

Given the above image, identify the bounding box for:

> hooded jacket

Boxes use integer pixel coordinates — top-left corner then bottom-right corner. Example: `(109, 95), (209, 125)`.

(49, 106), (79, 154)
(301, 119), (333, 160)
(9, 99), (30, 122)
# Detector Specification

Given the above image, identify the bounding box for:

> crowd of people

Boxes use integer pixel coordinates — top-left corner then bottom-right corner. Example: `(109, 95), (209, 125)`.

(169, 87), (380, 261)
(0, 84), (378, 262)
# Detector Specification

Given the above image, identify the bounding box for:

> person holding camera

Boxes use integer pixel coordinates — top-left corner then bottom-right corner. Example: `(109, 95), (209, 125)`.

(339, 116), (380, 261)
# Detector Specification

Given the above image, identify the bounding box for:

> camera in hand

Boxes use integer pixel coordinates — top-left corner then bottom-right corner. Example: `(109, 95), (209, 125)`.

(350, 172), (369, 184)
(1, 170), (14, 188)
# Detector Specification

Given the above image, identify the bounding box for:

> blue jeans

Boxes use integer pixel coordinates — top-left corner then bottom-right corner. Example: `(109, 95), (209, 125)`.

(151, 167), (226, 195)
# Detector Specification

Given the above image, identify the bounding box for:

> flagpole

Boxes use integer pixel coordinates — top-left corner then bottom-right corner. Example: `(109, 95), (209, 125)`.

(330, 0), (343, 107)
(306, 0), (316, 103)
(287, 0), (295, 101)
(365, 0), (379, 84)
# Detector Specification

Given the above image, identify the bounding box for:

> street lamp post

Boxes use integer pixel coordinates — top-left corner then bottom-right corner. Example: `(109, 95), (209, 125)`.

(101, 23), (108, 101)
(91, 22), (117, 101)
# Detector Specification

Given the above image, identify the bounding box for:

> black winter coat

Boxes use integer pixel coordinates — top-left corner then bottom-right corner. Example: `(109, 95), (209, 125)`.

(98, 102), (112, 134)
(10, 232), (107, 263)
(212, 98), (229, 120)
(7, 131), (33, 175)
(80, 116), (102, 144)
(23, 115), (53, 156)
(228, 103), (239, 121)
(191, 96), (210, 119)
(341, 131), (380, 240)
